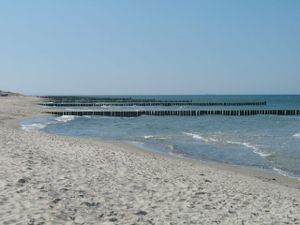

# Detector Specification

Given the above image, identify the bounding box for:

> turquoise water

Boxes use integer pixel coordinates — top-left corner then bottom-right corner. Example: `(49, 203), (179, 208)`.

(22, 95), (300, 180)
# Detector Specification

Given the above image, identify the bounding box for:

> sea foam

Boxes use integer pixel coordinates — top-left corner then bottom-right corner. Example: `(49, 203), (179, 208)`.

(183, 132), (211, 143)
(21, 123), (47, 132)
(183, 132), (230, 144)
(240, 142), (271, 157)
(22, 115), (76, 132)
(55, 115), (76, 123)
(143, 135), (154, 139)
(183, 132), (271, 158)
(293, 133), (300, 138)
(272, 167), (300, 181)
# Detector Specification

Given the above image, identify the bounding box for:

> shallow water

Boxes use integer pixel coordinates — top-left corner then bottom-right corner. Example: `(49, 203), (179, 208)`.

(22, 95), (300, 179)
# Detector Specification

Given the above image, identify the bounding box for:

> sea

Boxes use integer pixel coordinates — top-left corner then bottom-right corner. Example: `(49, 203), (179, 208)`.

(21, 95), (300, 180)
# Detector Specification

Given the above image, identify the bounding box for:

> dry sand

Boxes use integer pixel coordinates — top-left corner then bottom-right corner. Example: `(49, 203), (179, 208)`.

(0, 96), (299, 225)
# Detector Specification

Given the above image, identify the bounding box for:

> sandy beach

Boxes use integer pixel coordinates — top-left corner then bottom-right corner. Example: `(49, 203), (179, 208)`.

(0, 96), (299, 225)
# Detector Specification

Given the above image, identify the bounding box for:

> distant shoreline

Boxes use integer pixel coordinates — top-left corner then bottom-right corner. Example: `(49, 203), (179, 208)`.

(0, 90), (21, 97)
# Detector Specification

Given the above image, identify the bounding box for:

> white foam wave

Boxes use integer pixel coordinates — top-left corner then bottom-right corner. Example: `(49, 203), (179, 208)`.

(143, 135), (172, 140)
(240, 142), (271, 157)
(272, 167), (289, 177)
(21, 123), (46, 132)
(209, 137), (218, 142)
(22, 115), (77, 133)
(157, 136), (171, 140)
(183, 132), (271, 158)
(183, 132), (223, 144)
(225, 140), (242, 145)
(55, 115), (76, 123)
(183, 132), (209, 142)
(144, 135), (154, 139)
(272, 167), (300, 181)
(293, 133), (300, 138)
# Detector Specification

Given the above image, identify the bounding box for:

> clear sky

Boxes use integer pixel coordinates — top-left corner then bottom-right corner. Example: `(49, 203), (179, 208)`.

(0, 0), (299, 95)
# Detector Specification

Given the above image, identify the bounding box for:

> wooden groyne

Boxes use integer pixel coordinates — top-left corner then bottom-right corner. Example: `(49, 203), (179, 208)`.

(46, 109), (300, 117)
(40, 101), (267, 107)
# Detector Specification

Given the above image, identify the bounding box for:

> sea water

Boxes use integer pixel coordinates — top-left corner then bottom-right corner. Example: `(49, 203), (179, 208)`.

(21, 95), (300, 180)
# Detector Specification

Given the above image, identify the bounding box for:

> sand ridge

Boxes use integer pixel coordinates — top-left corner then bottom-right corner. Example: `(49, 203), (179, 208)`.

(0, 96), (299, 225)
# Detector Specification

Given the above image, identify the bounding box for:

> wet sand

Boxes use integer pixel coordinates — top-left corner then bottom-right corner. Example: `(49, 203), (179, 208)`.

(0, 96), (299, 225)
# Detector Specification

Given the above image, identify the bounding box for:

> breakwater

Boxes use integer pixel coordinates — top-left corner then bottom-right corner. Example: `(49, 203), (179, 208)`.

(40, 101), (267, 107)
(46, 109), (300, 117)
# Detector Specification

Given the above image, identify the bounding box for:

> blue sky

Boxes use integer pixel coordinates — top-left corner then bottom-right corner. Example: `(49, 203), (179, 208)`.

(0, 0), (299, 95)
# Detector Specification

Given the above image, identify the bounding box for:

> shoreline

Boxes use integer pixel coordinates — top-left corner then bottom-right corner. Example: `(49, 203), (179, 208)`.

(10, 96), (300, 188)
(19, 96), (300, 189)
(21, 111), (300, 189)
(112, 140), (300, 189)
(1, 96), (299, 224)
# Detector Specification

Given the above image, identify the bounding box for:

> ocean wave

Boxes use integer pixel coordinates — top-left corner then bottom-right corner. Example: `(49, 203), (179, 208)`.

(240, 142), (271, 157)
(272, 167), (290, 177)
(22, 115), (77, 132)
(55, 115), (76, 123)
(183, 132), (211, 143)
(157, 136), (172, 140)
(183, 132), (224, 144)
(293, 133), (300, 138)
(21, 123), (47, 132)
(143, 135), (173, 140)
(272, 167), (300, 181)
(183, 132), (271, 158)
(143, 135), (154, 139)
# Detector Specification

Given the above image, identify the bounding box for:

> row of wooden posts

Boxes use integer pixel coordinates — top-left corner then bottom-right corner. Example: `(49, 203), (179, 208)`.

(40, 101), (267, 107)
(46, 109), (300, 117)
